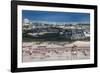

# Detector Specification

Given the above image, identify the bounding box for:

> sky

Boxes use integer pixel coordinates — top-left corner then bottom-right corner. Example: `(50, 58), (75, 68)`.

(22, 10), (90, 23)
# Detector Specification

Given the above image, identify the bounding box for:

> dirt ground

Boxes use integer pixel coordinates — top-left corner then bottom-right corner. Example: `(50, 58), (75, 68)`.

(22, 41), (90, 62)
